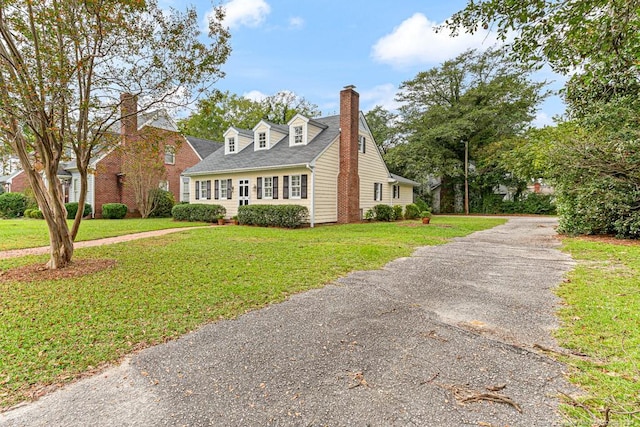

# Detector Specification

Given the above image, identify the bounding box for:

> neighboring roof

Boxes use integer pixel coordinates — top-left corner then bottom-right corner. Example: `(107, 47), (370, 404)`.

(0, 169), (23, 183)
(184, 115), (341, 175)
(185, 136), (223, 159)
(138, 109), (179, 132)
(390, 173), (420, 187)
(57, 166), (72, 178)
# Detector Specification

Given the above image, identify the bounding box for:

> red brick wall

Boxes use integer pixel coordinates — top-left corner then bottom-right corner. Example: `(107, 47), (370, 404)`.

(337, 86), (360, 223)
(162, 131), (200, 202)
(9, 170), (28, 193)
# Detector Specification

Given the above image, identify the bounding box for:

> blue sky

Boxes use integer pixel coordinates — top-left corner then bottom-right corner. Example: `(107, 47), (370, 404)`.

(172, 0), (565, 126)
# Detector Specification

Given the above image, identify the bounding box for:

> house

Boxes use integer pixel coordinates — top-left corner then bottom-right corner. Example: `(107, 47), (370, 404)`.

(183, 85), (418, 226)
(62, 94), (221, 217)
(0, 169), (28, 194)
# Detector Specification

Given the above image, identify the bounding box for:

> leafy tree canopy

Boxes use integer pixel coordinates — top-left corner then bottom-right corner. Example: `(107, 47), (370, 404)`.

(179, 90), (320, 141)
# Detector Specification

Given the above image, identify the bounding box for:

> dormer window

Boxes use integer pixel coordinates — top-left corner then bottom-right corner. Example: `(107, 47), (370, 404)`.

(258, 132), (267, 149)
(228, 137), (236, 153)
(293, 126), (304, 145)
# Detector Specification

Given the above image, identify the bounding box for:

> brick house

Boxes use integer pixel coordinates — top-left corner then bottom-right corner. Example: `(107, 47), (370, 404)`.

(63, 95), (221, 217)
(183, 85), (418, 225)
(0, 169), (28, 194)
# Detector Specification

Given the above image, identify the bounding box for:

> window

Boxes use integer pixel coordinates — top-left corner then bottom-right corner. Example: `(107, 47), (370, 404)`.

(358, 135), (366, 153)
(159, 180), (169, 191)
(258, 132), (267, 149)
(197, 180), (210, 200)
(393, 185), (400, 199)
(374, 182), (382, 201)
(220, 179), (228, 199)
(293, 125), (304, 144)
(290, 175), (301, 198)
(164, 146), (175, 164)
(263, 176), (273, 199)
(182, 177), (190, 202)
(227, 137), (236, 153)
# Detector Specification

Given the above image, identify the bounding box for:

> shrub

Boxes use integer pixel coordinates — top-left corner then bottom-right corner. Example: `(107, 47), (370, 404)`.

(0, 192), (28, 218)
(404, 203), (420, 220)
(364, 209), (374, 221)
(149, 189), (175, 218)
(392, 205), (403, 220)
(65, 202), (92, 219)
(414, 198), (430, 214)
(102, 203), (128, 219)
(171, 203), (225, 223)
(24, 208), (34, 218)
(30, 209), (44, 219)
(372, 204), (394, 222)
(237, 205), (308, 228)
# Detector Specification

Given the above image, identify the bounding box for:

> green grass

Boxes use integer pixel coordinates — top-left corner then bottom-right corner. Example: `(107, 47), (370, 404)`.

(556, 238), (640, 426)
(0, 216), (504, 409)
(0, 218), (207, 251)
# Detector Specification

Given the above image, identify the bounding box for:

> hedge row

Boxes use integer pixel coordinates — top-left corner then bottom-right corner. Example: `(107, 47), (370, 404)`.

(172, 203), (226, 222)
(366, 204), (423, 221)
(102, 203), (128, 219)
(237, 205), (308, 228)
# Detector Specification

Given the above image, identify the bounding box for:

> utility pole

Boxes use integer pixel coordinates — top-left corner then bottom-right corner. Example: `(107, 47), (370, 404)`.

(464, 140), (469, 215)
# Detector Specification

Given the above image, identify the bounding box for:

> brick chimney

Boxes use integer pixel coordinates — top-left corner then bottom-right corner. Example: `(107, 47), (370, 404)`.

(337, 85), (360, 223)
(120, 93), (138, 140)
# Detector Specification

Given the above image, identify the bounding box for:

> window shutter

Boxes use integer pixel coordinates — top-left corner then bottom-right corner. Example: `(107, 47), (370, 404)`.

(214, 180), (219, 200)
(283, 175), (289, 199)
(397, 186), (400, 198)
(195, 181), (200, 200)
(207, 180), (212, 200)
(273, 176), (279, 199)
(301, 174), (308, 199)
(257, 177), (262, 199)
(363, 137), (366, 153)
(227, 179), (232, 200)
(373, 183), (377, 200)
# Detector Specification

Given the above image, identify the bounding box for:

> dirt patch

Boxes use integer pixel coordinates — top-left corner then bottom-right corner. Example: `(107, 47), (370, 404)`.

(0, 259), (116, 283)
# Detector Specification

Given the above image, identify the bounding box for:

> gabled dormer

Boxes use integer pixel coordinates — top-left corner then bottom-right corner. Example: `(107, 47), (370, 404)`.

(223, 127), (253, 155)
(252, 120), (288, 151)
(287, 114), (328, 147)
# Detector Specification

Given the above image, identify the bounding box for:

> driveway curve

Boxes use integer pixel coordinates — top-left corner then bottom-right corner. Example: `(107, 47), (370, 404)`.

(1, 217), (577, 426)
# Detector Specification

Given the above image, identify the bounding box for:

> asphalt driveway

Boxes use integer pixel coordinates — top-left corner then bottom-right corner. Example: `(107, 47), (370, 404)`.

(1, 217), (577, 426)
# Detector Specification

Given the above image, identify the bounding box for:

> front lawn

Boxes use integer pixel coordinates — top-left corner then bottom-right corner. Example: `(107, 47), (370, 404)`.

(0, 218), (207, 251)
(557, 238), (640, 426)
(0, 216), (504, 409)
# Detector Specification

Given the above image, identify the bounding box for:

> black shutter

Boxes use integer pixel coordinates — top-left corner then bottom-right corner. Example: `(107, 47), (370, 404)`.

(257, 177), (262, 199)
(301, 174), (308, 199)
(214, 180), (219, 200)
(207, 180), (212, 200)
(273, 176), (278, 199)
(195, 181), (200, 200)
(397, 185), (400, 198)
(363, 137), (366, 153)
(283, 176), (289, 199)
(227, 179), (232, 200)
(374, 183), (377, 200)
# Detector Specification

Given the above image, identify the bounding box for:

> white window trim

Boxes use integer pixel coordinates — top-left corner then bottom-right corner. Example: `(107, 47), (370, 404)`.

(164, 146), (176, 165)
(227, 136), (236, 153)
(257, 132), (267, 150)
(290, 174), (301, 199)
(263, 176), (273, 199)
(358, 135), (365, 153)
(200, 181), (209, 199)
(290, 124), (307, 146)
(220, 179), (228, 199)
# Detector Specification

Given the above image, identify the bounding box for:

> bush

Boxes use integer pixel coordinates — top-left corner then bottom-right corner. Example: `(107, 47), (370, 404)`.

(23, 208), (34, 218)
(171, 203), (225, 223)
(102, 203), (128, 219)
(414, 198), (430, 214)
(0, 192), (28, 218)
(392, 205), (403, 220)
(237, 205), (308, 228)
(30, 209), (44, 219)
(149, 189), (175, 218)
(65, 202), (92, 219)
(372, 204), (394, 222)
(404, 203), (420, 220)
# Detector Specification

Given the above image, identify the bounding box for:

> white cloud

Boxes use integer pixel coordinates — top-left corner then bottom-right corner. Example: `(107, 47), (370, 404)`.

(289, 16), (304, 29)
(533, 111), (554, 128)
(208, 0), (271, 30)
(360, 84), (401, 112)
(372, 13), (501, 68)
(243, 90), (268, 102)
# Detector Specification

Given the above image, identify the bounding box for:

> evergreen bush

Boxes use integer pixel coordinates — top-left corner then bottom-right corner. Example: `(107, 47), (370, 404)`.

(237, 205), (308, 228)
(65, 202), (92, 219)
(0, 192), (28, 218)
(404, 203), (420, 220)
(102, 203), (128, 219)
(372, 204), (394, 222)
(171, 203), (225, 222)
(149, 189), (175, 218)
(392, 205), (403, 220)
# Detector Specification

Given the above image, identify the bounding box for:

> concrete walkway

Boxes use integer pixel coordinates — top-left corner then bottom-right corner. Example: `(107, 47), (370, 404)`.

(0, 226), (211, 260)
(0, 217), (577, 426)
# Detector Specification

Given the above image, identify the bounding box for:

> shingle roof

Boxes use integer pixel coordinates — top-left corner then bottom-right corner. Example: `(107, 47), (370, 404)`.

(185, 136), (223, 159)
(184, 115), (340, 176)
(390, 173), (420, 186)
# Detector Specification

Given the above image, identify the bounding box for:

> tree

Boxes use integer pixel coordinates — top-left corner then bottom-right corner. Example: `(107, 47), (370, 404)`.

(0, 0), (230, 268)
(392, 48), (546, 211)
(364, 106), (399, 155)
(179, 90), (320, 141)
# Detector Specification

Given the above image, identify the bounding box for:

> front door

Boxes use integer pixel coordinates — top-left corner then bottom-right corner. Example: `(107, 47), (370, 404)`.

(238, 179), (250, 206)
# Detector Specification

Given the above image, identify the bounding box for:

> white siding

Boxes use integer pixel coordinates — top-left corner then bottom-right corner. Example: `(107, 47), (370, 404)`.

(357, 131), (392, 214)
(312, 140), (339, 223)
